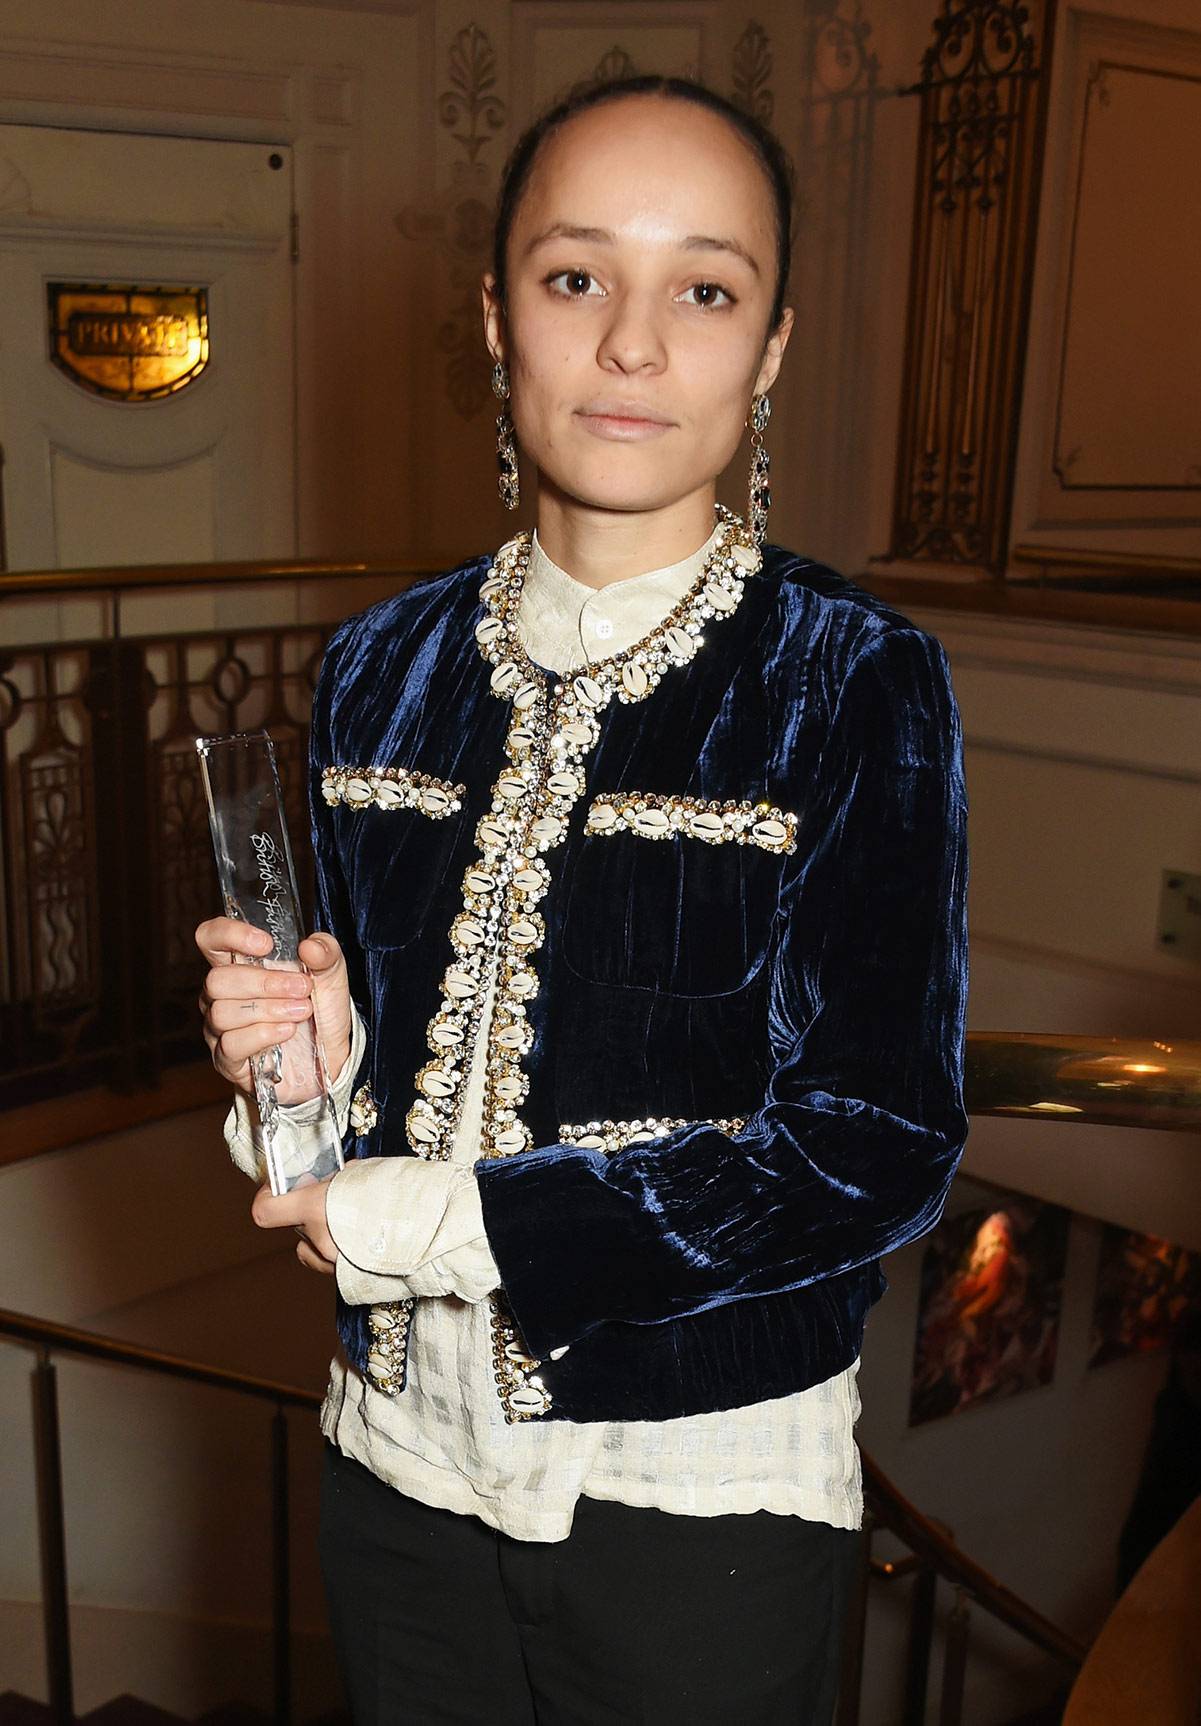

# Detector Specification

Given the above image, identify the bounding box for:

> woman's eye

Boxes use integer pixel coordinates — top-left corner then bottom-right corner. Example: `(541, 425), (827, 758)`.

(548, 269), (602, 298)
(680, 282), (733, 310)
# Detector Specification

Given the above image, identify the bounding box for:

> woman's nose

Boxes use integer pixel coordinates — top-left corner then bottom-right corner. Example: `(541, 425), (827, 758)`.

(595, 295), (667, 374)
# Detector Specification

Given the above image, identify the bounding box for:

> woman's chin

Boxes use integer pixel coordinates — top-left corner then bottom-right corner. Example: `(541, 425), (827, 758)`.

(537, 466), (711, 518)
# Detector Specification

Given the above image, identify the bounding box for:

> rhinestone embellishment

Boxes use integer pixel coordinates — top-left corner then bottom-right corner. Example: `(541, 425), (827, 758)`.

(349, 1083), (378, 1136)
(584, 794), (797, 854)
(322, 765), (465, 816)
(559, 1116), (747, 1153)
(365, 1299), (413, 1395)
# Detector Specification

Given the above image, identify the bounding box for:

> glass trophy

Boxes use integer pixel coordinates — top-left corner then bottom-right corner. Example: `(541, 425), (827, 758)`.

(195, 729), (344, 1196)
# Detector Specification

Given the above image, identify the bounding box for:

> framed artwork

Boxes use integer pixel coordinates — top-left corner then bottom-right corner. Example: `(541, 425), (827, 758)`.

(909, 1199), (1071, 1425)
(1088, 1227), (1201, 1368)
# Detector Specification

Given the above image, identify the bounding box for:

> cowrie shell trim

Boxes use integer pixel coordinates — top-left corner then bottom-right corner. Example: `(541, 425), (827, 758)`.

(322, 764), (465, 817)
(583, 793), (798, 854)
(559, 1116), (748, 1154)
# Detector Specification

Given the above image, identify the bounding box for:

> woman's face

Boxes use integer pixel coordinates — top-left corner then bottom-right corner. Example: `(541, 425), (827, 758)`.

(483, 95), (793, 519)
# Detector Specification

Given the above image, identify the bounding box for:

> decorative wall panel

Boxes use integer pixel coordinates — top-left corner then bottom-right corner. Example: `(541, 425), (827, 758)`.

(397, 22), (509, 418)
(1051, 65), (1201, 496)
(794, 1), (880, 566)
(510, 3), (714, 123)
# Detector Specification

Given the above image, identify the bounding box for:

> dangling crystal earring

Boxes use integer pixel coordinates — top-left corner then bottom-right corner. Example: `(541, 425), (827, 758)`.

(493, 361), (520, 511)
(747, 393), (771, 547)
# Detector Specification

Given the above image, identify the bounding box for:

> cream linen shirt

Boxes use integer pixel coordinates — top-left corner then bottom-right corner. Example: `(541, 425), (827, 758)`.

(225, 525), (863, 1542)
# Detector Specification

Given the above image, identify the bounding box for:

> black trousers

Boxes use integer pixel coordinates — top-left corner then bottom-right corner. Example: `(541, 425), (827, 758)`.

(318, 1441), (860, 1726)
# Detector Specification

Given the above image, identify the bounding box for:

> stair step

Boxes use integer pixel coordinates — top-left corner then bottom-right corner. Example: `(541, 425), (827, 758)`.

(82, 1698), (184, 1726)
(0, 1694), (53, 1726)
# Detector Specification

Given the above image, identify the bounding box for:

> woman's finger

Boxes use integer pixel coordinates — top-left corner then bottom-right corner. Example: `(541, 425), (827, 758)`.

(195, 916), (274, 969)
(207, 996), (312, 1034)
(205, 965), (311, 1003)
(296, 1238), (336, 1275)
(215, 1020), (296, 1069)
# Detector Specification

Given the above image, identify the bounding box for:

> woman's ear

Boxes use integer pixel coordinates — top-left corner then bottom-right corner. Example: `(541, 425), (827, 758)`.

(753, 305), (795, 398)
(482, 273), (505, 367)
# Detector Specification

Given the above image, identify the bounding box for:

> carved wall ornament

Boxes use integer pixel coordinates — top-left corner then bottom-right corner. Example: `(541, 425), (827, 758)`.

(564, 45), (637, 103)
(887, 0), (1053, 573)
(438, 23), (507, 167)
(397, 23), (508, 419)
(732, 20), (774, 122)
(793, 2), (880, 566)
(808, 1), (878, 103)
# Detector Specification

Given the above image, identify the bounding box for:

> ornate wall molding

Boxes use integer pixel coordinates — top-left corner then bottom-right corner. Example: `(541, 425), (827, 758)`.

(397, 23), (508, 419)
(731, 20), (773, 122)
(564, 44), (637, 102)
(887, 0), (1056, 575)
(0, 40), (292, 126)
(791, 2), (879, 566)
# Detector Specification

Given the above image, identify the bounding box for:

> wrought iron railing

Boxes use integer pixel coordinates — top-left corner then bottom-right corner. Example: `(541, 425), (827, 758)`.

(0, 561), (433, 1110)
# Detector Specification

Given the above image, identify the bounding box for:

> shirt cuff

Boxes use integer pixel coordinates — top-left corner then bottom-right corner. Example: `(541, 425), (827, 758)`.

(326, 1158), (498, 1306)
(224, 1091), (266, 1182)
(221, 1003), (367, 1181)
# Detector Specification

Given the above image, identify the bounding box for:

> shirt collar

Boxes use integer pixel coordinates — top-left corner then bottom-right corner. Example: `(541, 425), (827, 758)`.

(515, 522), (723, 674)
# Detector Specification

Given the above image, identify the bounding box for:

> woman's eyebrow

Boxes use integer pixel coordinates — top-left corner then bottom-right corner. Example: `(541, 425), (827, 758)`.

(682, 234), (760, 274)
(524, 222), (760, 273)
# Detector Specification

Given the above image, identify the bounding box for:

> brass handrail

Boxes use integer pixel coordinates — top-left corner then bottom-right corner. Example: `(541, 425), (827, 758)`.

(0, 555), (442, 598)
(0, 1306), (322, 1408)
(965, 1032), (1201, 1130)
(1011, 543), (1201, 583)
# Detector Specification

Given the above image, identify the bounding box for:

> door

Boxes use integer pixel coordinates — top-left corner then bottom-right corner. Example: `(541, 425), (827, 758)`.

(0, 123), (295, 571)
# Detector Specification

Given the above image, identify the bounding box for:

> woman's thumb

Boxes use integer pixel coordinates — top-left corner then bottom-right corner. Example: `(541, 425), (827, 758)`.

(304, 931), (343, 973)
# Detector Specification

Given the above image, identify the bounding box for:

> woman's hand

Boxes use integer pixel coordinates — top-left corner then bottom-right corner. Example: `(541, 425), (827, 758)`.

(195, 917), (353, 1093)
(252, 1179), (339, 1275)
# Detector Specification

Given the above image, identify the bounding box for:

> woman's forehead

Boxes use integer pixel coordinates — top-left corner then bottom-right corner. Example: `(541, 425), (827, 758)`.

(515, 97), (776, 254)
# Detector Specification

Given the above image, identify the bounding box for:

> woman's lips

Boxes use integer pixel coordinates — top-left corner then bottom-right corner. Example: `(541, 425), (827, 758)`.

(575, 410), (674, 442)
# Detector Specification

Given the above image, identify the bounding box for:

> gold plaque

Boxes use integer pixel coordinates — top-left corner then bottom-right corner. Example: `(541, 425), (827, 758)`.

(48, 284), (209, 401)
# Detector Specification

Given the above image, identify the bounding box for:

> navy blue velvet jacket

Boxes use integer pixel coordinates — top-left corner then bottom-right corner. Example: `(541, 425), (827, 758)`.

(311, 541), (969, 1423)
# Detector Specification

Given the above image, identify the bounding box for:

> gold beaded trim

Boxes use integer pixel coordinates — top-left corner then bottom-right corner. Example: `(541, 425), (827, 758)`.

(559, 1116), (747, 1153)
(364, 1299), (412, 1395)
(585, 794), (797, 854)
(366, 507), (761, 1418)
(321, 764), (465, 818)
(490, 1293), (553, 1422)
(349, 1082), (377, 1136)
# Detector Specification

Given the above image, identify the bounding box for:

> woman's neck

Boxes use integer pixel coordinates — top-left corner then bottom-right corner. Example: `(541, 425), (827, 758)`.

(533, 482), (718, 590)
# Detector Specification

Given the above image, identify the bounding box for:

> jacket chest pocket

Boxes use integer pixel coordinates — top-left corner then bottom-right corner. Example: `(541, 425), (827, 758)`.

(561, 793), (796, 998)
(324, 765), (468, 952)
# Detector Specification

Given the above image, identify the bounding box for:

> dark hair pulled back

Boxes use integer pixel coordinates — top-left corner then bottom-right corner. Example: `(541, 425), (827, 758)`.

(492, 75), (796, 334)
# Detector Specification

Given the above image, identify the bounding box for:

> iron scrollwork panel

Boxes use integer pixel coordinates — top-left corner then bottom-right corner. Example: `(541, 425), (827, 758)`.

(888, 0), (1055, 574)
(0, 623), (331, 1107)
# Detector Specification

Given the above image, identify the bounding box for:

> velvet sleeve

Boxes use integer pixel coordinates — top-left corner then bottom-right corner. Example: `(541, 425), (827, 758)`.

(308, 621), (370, 1026)
(476, 624), (970, 1360)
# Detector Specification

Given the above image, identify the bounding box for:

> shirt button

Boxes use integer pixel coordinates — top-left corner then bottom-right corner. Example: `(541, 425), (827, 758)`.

(371, 1233), (387, 1256)
(594, 617), (614, 640)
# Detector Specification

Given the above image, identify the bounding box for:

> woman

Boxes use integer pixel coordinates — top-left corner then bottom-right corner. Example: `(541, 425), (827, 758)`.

(197, 75), (969, 1725)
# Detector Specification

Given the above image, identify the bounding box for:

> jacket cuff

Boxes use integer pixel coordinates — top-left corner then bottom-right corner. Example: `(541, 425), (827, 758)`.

(476, 1143), (663, 1358)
